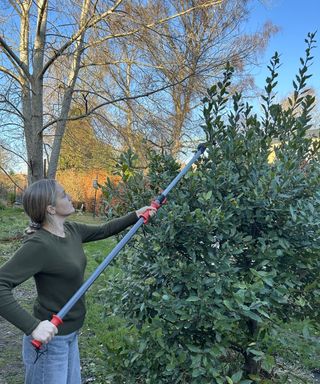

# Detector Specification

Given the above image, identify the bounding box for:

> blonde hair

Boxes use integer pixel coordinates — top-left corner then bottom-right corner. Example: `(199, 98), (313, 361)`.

(23, 179), (58, 228)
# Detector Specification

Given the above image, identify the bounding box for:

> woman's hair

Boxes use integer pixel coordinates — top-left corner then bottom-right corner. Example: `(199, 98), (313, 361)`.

(23, 179), (58, 228)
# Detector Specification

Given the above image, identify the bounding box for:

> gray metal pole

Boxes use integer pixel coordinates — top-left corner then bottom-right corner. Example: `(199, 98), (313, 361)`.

(31, 144), (206, 349)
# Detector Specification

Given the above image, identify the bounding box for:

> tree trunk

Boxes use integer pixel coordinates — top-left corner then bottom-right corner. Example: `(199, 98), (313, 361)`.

(47, 92), (74, 179)
(244, 351), (260, 376)
(19, 1), (39, 184)
(29, 1), (48, 182)
(243, 319), (261, 376)
(47, 0), (90, 179)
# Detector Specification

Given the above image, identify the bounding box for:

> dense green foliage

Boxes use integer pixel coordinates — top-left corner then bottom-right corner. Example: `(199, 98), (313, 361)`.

(100, 33), (320, 383)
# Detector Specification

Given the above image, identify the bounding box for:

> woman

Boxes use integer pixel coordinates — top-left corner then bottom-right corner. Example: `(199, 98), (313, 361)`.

(0, 179), (156, 383)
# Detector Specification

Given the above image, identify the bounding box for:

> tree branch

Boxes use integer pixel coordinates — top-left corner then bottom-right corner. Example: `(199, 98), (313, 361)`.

(0, 166), (25, 192)
(8, 0), (23, 16)
(41, 0), (125, 76)
(41, 0), (222, 75)
(36, 0), (48, 37)
(0, 94), (24, 119)
(0, 144), (29, 167)
(0, 66), (22, 84)
(85, 0), (224, 49)
(0, 36), (31, 80)
(41, 70), (197, 131)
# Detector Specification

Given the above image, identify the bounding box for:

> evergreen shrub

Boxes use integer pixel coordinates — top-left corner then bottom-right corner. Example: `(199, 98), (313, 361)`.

(101, 33), (320, 383)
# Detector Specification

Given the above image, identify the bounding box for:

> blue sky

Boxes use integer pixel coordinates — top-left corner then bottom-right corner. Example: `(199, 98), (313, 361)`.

(248, 0), (320, 100)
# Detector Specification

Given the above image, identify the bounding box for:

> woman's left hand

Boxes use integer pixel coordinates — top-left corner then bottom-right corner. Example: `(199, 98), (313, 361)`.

(136, 206), (157, 219)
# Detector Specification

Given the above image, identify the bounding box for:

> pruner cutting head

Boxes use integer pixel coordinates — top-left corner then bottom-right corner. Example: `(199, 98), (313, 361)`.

(197, 143), (208, 154)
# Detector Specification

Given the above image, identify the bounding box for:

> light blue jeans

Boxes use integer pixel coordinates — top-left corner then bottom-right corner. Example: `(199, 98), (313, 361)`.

(23, 331), (81, 384)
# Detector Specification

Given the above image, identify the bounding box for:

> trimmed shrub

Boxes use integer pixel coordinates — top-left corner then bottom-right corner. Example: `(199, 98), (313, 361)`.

(100, 33), (320, 383)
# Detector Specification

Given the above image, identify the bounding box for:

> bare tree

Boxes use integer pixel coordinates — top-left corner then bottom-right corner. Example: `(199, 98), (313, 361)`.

(75, 0), (277, 157)
(0, 0), (275, 183)
(0, 0), (224, 183)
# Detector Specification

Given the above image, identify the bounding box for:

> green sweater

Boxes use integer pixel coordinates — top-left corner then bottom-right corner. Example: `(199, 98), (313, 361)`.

(0, 212), (138, 336)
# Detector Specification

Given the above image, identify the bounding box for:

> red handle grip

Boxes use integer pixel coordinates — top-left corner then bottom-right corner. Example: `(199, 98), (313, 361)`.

(139, 200), (163, 224)
(31, 314), (63, 349)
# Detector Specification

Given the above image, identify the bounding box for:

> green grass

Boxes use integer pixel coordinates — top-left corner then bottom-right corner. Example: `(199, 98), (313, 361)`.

(265, 320), (320, 370)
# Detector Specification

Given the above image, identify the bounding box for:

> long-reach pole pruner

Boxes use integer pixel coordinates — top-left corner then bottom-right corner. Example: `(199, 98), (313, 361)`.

(32, 144), (206, 349)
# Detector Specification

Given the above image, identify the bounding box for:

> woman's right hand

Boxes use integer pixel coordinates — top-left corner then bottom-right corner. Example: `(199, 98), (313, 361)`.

(31, 320), (58, 344)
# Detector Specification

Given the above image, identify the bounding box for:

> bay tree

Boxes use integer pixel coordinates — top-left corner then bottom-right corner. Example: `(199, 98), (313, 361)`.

(100, 33), (320, 383)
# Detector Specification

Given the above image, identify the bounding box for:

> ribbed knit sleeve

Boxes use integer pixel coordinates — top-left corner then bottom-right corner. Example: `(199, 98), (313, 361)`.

(68, 212), (139, 243)
(0, 239), (44, 335)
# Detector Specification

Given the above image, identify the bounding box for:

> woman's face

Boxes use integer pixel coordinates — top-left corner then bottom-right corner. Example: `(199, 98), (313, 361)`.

(53, 184), (75, 217)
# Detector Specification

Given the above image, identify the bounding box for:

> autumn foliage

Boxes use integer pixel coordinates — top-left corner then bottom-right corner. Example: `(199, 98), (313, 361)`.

(56, 169), (119, 213)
